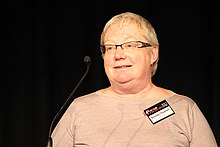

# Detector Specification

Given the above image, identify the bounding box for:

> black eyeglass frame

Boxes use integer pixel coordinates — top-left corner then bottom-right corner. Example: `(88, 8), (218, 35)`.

(100, 41), (152, 54)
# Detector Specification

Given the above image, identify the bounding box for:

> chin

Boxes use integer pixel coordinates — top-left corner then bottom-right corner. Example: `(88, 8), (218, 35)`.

(115, 78), (133, 84)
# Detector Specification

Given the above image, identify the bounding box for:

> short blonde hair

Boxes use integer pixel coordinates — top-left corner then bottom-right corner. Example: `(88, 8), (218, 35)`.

(100, 12), (159, 76)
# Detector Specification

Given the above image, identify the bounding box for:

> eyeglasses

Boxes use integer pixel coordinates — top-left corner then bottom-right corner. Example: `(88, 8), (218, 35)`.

(100, 41), (152, 54)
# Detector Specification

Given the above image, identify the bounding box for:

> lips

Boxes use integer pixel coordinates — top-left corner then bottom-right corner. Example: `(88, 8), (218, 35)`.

(114, 65), (132, 69)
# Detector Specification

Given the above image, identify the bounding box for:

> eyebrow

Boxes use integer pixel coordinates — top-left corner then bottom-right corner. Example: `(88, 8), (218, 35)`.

(104, 36), (138, 45)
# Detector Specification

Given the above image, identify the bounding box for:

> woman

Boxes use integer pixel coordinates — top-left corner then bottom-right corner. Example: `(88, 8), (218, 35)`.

(52, 12), (217, 147)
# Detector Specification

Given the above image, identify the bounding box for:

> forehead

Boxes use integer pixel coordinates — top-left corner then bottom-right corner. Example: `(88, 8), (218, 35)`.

(104, 22), (145, 43)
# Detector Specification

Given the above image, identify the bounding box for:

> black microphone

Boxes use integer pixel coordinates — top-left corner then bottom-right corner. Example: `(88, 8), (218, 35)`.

(45, 56), (91, 147)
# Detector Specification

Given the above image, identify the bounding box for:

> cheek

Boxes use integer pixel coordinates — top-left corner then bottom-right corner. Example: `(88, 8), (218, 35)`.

(136, 54), (151, 71)
(103, 56), (112, 67)
(103, 56), (113, 73)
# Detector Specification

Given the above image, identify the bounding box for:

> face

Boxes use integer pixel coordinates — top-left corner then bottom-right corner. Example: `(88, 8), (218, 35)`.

(102, 22), (158, 93)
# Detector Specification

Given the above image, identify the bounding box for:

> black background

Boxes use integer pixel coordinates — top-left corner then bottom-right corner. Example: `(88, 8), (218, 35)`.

(3, 0), (219, 146)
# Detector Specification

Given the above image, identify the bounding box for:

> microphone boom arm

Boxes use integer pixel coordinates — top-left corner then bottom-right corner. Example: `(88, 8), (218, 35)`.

(46, 56), (91, 147)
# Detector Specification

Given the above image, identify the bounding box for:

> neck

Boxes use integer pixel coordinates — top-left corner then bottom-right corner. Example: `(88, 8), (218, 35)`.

(105, 83), (155, 98)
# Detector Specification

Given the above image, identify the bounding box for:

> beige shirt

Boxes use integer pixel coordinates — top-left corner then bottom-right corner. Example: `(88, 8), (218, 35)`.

(52, 91), (218, 147)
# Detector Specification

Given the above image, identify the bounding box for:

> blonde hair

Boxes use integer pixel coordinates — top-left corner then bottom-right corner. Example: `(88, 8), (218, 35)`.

(100, 12), (159, 76)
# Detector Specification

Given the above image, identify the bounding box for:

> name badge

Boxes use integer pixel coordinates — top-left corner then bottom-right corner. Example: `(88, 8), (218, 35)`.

(144, 100), (175, 124)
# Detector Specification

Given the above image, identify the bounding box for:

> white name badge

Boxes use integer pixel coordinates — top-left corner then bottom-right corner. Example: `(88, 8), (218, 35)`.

(144, 100), (175, 124)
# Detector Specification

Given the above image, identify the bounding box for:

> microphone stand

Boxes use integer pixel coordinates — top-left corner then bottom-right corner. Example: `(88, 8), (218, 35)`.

(45, 56), (91, 147)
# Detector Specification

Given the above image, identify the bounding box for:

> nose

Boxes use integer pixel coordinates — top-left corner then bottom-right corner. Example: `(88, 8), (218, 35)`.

(114, 46), (125, 60)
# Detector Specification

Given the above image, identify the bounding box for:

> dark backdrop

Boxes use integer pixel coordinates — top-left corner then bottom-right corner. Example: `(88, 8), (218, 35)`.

(3, 0), (219, 146)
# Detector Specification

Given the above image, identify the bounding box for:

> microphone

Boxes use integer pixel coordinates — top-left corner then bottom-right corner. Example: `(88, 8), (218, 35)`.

(84, 55), (91, 66)
(45, 56), (91, 147)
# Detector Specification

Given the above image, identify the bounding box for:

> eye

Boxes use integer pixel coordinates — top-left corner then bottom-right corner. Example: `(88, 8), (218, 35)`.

(105, 45), (115, 52)
(124, 42), (137, 48)
(126, 44), (133, 48)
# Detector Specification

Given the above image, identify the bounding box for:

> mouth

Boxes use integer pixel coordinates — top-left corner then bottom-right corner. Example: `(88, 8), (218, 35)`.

(114, 65), (132, 69)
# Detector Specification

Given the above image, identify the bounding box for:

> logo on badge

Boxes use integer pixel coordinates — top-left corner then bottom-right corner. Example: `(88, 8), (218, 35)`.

(144, 100), (175, 124)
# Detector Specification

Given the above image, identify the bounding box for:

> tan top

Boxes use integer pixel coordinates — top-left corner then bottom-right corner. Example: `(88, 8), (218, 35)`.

(52, 91), (218, 147)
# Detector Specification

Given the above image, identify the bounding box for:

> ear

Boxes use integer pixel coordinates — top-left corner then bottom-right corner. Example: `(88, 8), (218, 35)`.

(150, 46), (159, 65)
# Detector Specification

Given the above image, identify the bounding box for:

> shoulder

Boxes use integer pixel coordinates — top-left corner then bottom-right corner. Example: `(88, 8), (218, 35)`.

(73, 91), (100, 104)
(64, 91), (100, 114)
(166, 93), (201, 116)
(153, 86), (197, 107)
(169, 93), (195, 103)
(168, 93), (196, 106)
